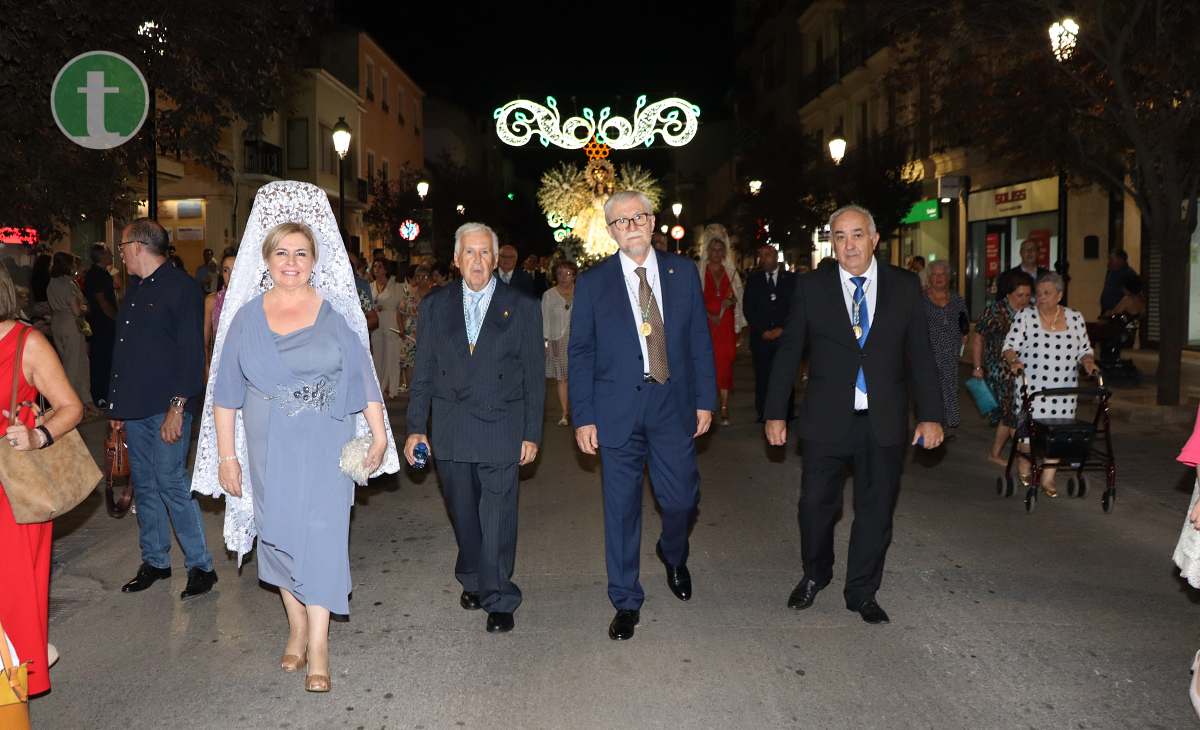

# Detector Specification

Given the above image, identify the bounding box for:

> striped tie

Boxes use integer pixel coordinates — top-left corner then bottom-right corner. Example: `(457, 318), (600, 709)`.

(636, 267), (669, 383)
(852, 275), (869, 394)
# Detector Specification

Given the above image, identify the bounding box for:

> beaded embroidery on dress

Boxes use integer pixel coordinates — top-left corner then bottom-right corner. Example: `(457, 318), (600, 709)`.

(191, 180), (401, 563)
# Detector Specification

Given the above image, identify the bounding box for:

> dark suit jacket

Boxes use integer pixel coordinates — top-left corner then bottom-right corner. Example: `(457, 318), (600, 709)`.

(743, 267), (797, 334)
(765, 259), (943, 446)
(568, 249), (717, 448)
(406, 282), (545, 463)
(496, 269), (536, 299)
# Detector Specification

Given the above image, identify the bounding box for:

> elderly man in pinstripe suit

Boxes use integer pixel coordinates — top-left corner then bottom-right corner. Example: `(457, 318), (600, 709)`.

(405, 222), (545, 633)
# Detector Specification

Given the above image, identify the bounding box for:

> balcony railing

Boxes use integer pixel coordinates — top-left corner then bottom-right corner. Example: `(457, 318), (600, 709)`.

(243, 140), (282, 177)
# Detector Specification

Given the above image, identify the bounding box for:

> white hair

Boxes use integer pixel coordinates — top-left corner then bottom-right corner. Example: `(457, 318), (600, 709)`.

(828, 204), (878, 236)
(454, 222), (499, 258)
(927, 259), (951, 275)
(603, 190), (655, 222)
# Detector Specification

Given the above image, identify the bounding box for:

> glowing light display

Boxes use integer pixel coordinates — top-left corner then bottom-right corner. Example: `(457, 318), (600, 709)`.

(398, 219), (420, 241)
(494, 95), (701, 150)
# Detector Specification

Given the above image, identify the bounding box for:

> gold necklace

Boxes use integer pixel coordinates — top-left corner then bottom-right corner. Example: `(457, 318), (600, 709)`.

(1039, 305), (1061, 330)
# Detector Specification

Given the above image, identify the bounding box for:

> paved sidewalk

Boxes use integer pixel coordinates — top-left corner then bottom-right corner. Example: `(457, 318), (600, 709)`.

(29, 355), (1200, 728)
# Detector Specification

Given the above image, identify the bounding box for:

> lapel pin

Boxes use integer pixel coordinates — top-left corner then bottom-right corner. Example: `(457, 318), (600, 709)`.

(503, 309), (510, 319)
(668, 268), (674, 274)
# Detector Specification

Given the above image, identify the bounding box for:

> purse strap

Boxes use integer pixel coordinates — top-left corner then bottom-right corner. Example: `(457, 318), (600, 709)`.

(8, 325), (30, 425)
(0, 617), (29, 703)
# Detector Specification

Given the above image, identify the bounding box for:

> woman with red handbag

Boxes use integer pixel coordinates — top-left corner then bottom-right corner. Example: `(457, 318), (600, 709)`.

(0, 267), (85, 700)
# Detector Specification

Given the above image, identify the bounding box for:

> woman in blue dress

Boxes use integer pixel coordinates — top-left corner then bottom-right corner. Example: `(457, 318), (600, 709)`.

(212, 221), (387, 693)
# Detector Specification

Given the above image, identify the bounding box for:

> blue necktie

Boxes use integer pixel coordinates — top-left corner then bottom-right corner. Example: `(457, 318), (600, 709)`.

(852, 276), (870, 394)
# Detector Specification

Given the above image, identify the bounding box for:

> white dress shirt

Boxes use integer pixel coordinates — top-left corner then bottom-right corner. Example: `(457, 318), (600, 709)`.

(619, 247), (665, 375)
(837, 257), (878, 410)
(498, 269), (513, 284)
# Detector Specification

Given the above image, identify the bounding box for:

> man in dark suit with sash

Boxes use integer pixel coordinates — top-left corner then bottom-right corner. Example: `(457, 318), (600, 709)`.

(765, 204), (944, 625)
(405, 222), (545, 634)
(569, 190), (717, 641)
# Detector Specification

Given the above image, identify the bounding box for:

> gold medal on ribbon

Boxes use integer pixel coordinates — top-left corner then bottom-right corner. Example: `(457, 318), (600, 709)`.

(640, 321), (653, 337)
(852, 325), (863, 339)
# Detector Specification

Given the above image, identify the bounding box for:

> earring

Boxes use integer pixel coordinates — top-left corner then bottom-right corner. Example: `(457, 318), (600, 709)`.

(259, 270), (273, 290)
(308, 271), (319, 288)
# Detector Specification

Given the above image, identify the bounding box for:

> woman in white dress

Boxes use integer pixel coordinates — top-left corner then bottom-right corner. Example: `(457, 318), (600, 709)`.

(1002, 272), (1098, 496)
(541, 259), (577, 426)
(47, 252), (98, 417)
(368, 259), (402, 398)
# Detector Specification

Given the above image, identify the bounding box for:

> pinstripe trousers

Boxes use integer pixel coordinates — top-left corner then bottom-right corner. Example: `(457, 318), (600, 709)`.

(436, 460), (522, 613)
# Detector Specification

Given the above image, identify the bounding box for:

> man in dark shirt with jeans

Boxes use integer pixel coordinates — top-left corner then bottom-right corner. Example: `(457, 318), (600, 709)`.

(110, 218), (216, 600)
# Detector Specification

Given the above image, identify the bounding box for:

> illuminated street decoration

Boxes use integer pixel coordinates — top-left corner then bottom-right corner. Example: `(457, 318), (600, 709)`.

(398, 219), (420, 241)
(538, 159), (662, 264)
(1049, 18), (1079, 62)
(494, 95), (701, 150)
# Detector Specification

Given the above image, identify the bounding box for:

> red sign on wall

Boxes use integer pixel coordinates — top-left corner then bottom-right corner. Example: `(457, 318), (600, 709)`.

(1028, 229), (1051, 268)
(0, 227), (38, 245)
(985, 233), (1000, 277)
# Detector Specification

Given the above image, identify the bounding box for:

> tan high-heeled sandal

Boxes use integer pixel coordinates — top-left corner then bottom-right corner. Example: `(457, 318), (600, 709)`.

(280, 651), (306, 672)
(305, 673), (331, 692)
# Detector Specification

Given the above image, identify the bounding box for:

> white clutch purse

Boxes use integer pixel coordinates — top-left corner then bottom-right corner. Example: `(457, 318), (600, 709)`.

(339, 436), (375, 486)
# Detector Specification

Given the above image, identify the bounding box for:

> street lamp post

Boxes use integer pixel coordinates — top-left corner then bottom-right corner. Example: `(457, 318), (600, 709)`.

(417, 180), (430, 202)
(331, 117), (352, 239)
(828, 136), (847, 165)
(671, 202), (682, 218)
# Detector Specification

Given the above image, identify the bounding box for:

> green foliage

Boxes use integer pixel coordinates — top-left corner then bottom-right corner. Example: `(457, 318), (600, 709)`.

(0, 0), (328, 238)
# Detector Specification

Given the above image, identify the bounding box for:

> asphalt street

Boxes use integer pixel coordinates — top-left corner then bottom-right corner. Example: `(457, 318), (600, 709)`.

(29, 356), (1200, 729)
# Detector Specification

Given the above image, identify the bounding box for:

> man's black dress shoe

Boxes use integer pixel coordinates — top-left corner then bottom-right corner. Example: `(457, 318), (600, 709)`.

(787, 577), (824, 610)
(485, 612), (514, 633)
(460, 591), (482, 610)
(180, 568), (217, 600)
(854, 599), (890, 624)
(655, 542), (692, 601)
(121, 563), (171, 593)
(608, 609), (640, 641)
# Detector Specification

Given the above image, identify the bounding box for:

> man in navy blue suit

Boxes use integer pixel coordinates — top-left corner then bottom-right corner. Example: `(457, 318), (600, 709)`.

(405, 222), (544, 634)
(569, 190), (717, 641)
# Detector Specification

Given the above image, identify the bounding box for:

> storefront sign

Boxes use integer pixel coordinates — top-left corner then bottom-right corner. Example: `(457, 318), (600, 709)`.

(968, 177), (1059, 222)
(901, 199), (940, 224)
(985, 233), (1000, 278)
(1028, 229), (1051, 268)
(0, 227), (38, 245)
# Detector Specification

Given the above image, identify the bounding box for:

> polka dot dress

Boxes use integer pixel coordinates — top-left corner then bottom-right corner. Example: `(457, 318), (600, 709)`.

(1002, 307), (1094, 420)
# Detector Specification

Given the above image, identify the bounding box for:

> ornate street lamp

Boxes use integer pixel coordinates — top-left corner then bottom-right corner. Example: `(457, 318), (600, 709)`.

(1049, 17), (1079, 62)
(828, 136), (847, 165)
(671, 202), (683, 218)
(416, 180), (430, 201)
(748, 179), (763, 196)
(331, 117), (352, 236)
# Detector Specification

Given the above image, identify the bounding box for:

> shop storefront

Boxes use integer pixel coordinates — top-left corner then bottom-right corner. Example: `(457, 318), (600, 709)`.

(965, 176), (1062, 315)
(899, 198), (952, 268)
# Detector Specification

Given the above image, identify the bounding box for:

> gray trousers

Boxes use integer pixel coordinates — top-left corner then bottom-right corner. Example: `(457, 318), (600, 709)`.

(436, 460), (522, 613)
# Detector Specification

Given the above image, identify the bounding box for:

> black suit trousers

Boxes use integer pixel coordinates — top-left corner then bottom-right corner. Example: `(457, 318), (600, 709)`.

(800, 414), (904, 608)
(750, 332), (792, 421)
(436, 460), (522, 613)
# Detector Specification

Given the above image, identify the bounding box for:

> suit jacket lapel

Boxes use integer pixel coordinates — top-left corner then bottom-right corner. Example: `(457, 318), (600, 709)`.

(449, 284), (469, 360)
(658, 252), (676, 324)
(607, 254), (641, 355)
(472, 282), (512, 360)
(865, 260), (893, 351)
(821, 264), (860, 351)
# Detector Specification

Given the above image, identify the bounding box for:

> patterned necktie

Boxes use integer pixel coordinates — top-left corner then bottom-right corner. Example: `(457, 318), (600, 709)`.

(465, 289), (485, 353)
(635, 267), (670, 383)
(851, 275), (870, 394)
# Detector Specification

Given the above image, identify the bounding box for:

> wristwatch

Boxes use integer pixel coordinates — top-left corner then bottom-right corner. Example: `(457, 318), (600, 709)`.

(169, 396), (187, 411)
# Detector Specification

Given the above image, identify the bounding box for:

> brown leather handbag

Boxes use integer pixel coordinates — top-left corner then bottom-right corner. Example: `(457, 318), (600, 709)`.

(0, 325), (102, 524)
(104, 422), (134, 517)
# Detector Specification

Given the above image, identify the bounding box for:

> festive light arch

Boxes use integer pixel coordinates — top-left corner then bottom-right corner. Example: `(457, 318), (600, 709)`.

(494, 95), (701, 150)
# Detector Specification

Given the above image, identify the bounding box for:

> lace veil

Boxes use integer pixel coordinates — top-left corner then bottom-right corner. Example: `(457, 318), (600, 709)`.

(191, 180), (401, 562)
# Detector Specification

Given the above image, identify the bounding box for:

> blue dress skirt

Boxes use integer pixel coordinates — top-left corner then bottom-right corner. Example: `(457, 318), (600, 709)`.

(215, 299), (379, 615)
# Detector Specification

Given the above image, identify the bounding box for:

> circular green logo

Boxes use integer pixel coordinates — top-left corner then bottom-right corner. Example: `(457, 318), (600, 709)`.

(51, 51), (148, 150)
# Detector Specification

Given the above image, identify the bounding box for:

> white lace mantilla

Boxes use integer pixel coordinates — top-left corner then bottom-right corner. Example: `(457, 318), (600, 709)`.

(1174, 478), (1200, 588)
(190, 180), (401, 563)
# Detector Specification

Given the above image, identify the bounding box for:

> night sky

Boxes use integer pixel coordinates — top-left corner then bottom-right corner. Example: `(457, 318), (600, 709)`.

(339, 1), (737, 122)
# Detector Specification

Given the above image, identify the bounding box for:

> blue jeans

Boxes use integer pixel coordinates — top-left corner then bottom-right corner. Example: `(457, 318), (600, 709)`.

(125, 411), (213, 572)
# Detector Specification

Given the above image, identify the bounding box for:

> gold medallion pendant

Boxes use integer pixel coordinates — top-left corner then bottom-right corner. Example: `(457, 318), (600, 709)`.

(640, 321), (653, 337)
(852, 325), (863, 339)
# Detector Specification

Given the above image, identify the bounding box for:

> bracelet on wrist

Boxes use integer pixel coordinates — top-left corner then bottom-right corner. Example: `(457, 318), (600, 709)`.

(218, 455), (238, 464)
(36, 425), (53, 449)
